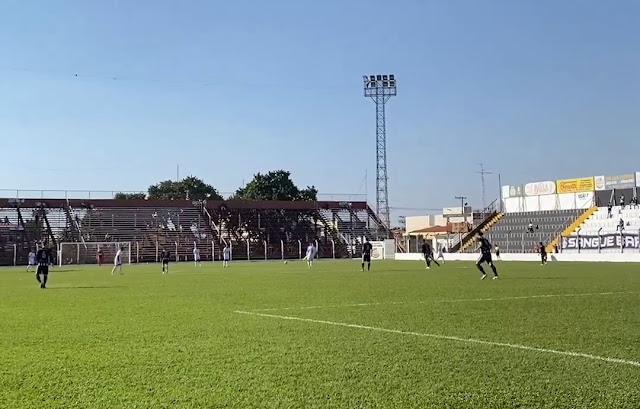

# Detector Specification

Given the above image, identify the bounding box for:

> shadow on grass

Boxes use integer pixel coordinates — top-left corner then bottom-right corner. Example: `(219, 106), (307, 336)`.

(47, 285), (126, 290)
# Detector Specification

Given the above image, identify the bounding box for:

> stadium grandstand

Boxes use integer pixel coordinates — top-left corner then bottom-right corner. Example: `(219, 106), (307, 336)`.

(0, 194), (388, 266)
(403, 171), (640, 256)
(3, 170), (640, 266)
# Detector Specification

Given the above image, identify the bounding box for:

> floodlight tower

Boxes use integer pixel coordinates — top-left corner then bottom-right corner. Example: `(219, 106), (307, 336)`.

(363, 74), (396, 230)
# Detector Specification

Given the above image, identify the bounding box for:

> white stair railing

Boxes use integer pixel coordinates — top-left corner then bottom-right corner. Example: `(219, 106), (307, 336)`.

(66, 199), (87, 249)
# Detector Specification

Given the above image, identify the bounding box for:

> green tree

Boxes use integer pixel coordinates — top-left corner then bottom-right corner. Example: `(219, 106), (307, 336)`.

(147, 176), (223, 200)
(234, 170), (317, 201)
(226, 171), (318, 241)
(114, 192), (147, 200)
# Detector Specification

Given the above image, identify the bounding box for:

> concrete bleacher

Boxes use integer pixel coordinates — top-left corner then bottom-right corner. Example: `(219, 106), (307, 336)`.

(573, 206), (640, 236)
(481, 209), (582, 253)
(74, 204), (213, 262)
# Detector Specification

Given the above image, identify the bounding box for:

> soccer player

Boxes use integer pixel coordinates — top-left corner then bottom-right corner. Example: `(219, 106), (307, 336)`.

(421, 241), (440, 269)
(539, 241), (548, 265)
(360, 239), (373, 271)
(97, 249), (104, 266)
(305, 243), (317, 269)
(111, 246), (124, 275)
(475, 233), (498, 280)
(27, 250), (36, 272)
(161, 249), (170, 274)
(35, 245), (53, 289)
(435, 245), (445, 264)
(193, 246), (201, 267)
(222, 244), (231, 268)
(494, 245), (501, 260)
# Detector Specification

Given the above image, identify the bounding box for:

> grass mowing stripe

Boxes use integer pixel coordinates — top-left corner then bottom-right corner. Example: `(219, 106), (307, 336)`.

(249, 291), (638, 312)
(235, 310), (640, 368)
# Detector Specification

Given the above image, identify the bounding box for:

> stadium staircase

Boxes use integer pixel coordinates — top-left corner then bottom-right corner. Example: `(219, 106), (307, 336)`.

(479, 209), (582, 253)
(63, 199), (86, 244)
(449, 200), (500, 253)
(457, 211), (503, 253)
(546, 206), (597, 253)
(317, 203), (388, 257)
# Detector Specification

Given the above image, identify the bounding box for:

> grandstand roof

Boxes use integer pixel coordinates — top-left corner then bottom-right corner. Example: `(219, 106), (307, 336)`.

(0, 198), (369, 211)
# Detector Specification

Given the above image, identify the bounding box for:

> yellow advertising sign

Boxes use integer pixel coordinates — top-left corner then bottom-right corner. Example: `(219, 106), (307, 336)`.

(556, 177), (595, 194)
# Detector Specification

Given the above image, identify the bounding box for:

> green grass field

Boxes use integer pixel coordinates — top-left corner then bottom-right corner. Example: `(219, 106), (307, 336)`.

(1, 259), (639, 408)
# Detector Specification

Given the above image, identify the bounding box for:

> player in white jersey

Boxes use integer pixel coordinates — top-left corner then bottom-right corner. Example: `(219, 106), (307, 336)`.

(304, 244), (317, 268)
(111, 247), (123, 275)
(27, 250), (36, 272)
(436, 246), (445, 264)
(193, 247), (201, 266)
(222, 244), (231, 268)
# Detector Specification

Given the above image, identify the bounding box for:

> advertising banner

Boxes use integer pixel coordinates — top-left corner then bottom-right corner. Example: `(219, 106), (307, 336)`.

(556, 177), (595, 194)
(562, 234), (639, 250)
(371, 241), (385, 260)
(524, 181), (556, 196)
(604, 174), (636, 190)
(507, 185), (524, 198)
(594, 176), (605, 191)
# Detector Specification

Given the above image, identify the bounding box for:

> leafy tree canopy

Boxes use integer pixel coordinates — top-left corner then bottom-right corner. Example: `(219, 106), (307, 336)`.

(234, 170), (317, 201)
(114, 192), (147, 200)
(147, 176), (223, 200)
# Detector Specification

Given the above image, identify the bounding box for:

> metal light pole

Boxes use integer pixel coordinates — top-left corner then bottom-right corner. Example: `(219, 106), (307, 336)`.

(363, 74), (397, 231)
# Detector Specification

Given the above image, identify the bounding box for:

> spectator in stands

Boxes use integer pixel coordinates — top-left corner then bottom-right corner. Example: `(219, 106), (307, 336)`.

(607, 202), (613, 218)
(620, 194), (625, 209)
(527, 221), (534, 233)
(632, 196), (638, 209)
(617, 218), (625, 232)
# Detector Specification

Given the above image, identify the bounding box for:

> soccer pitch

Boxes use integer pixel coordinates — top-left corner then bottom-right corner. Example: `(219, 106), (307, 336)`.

(1, 260), (639, 408)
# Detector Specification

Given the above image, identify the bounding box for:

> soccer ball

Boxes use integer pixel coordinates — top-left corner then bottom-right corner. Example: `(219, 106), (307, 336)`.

(284, 261), (288, 265)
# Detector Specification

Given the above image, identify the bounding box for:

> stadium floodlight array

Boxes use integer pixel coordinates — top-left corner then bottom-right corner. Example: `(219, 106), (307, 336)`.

(59, 242), (132, 266)
(362, 74), (397, 232)
(362, 74), (397, 94)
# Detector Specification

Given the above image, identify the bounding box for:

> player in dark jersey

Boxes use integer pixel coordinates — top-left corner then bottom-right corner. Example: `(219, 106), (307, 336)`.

(161, 249), (170, 274)
(421, 241), (440, 269)
(476, 233), (498, 280)
(539, 241), (548, 265)
(361, 239), (373, 271)
(35, 244), (53, 289)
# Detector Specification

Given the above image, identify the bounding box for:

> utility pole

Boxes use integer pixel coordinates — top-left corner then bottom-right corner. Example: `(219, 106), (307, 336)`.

(455, 196), (467, 215)
(477, 163), (493, 211)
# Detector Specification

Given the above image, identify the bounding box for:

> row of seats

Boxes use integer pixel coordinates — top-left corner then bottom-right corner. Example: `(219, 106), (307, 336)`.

(573, 206), (640, 236)
(476, 209), (581, 253)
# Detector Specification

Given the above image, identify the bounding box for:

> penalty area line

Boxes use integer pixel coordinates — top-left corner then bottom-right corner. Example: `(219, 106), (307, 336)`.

(235, 310), (640, 368)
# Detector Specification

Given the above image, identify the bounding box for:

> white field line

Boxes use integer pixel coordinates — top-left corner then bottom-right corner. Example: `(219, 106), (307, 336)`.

(249, 291), (637, 312)
(235, 310), (640, 368)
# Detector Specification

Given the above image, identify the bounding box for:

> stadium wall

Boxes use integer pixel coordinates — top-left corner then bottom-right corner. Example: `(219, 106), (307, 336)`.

(395, 252), (640, 263)
(501, 172), (640, 213)
(503, 192), (594, 213)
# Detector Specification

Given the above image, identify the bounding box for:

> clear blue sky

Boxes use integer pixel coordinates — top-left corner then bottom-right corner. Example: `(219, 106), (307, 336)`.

(1, 0), (639, 222)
